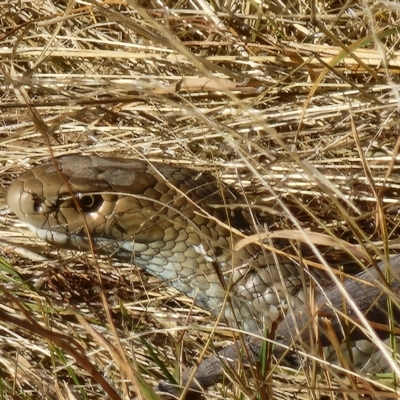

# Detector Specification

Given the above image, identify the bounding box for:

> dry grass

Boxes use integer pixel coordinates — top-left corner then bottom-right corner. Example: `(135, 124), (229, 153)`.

(1, 0), (400, 399)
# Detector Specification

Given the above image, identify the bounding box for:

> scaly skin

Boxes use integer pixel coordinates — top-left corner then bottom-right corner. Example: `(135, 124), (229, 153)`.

(6, 155), (400, 397)
(6, 155), (307, 333)
(161, 255), (400, 396)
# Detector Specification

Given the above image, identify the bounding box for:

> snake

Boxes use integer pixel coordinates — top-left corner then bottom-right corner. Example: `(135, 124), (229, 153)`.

(6, 154), (400, 395)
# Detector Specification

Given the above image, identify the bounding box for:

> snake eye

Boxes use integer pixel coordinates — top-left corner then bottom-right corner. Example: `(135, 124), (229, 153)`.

(76, 194), (103, 213)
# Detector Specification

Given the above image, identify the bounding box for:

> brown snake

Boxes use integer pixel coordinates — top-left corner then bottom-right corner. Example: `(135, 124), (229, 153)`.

(6, 155), (400, 396)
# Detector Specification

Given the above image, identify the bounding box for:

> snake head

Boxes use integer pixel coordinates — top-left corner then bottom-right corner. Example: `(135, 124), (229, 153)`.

(6, 155), (173, 252)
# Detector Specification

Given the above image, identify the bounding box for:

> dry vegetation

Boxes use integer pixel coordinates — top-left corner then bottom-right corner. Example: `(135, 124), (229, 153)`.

(1, 0), (400, 399)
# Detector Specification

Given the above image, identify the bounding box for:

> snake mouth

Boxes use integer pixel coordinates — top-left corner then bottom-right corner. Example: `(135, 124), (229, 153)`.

(32, 226), (77, 248)
(30, 224), (139, 260)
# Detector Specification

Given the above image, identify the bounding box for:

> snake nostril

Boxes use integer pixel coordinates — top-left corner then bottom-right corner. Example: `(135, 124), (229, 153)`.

(76, 194), (103, 213)
(32, 196), (45, 213)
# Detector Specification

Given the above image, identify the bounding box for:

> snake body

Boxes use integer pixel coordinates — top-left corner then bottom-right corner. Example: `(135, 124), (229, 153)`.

(6, 155), (400, 394)
(7, 155), (308, 334)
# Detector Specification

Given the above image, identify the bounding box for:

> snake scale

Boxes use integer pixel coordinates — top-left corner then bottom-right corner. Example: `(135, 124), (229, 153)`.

(6, 155), (400, 396)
